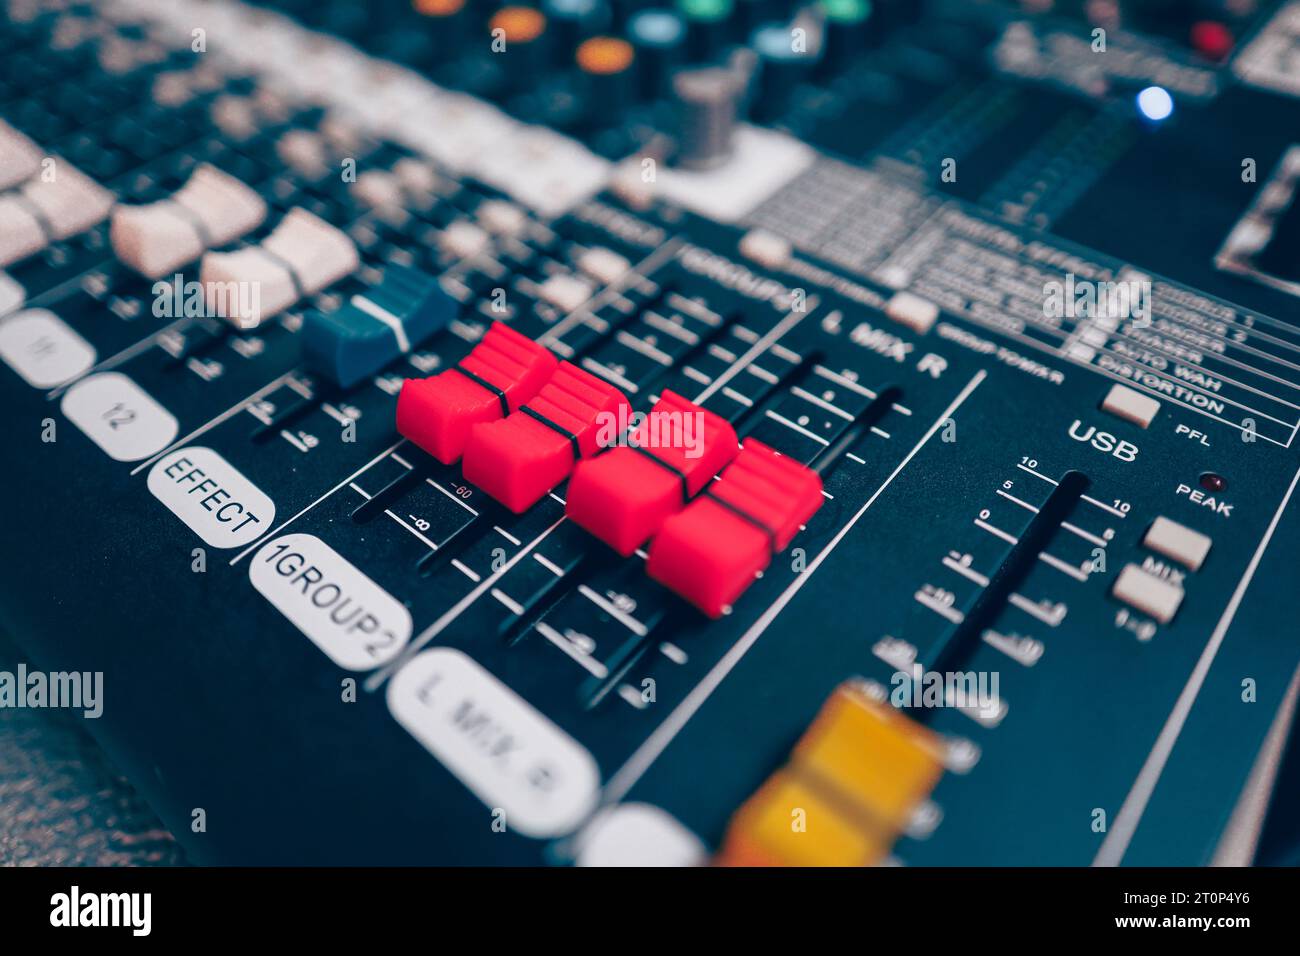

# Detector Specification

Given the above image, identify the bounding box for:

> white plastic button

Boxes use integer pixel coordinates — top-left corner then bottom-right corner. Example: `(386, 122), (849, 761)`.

(1113, 563), (1184, 624)
(738, 228), (791, 270)
(538, 273), (594, 312)
(148, 447), (276, 549)
(0, 120), (42, 190)
(0, 308), (96, 388)
(440, 220), (490, 259)
(200, 207), (359, 328)
(576, 804), (706, 867)
(885, 291), (939, 335)
(60, 371), (179, 462)
(275, 129), (329, 179)
(111, 164), (267, 278)
(577, 247), (630, 285)
(388, 648), (600, 837)
(477, 199), (528, 237)
(1101, 383), (1160, 428)
(352, 170), (404, 211)
(1144, 516), (1211, 571)
(249, 532), (410, 668)
(0, 196), (49, 268)
(392, 157), (438, 195)
(21, 162), (115, 239)
(112, 203), (204, 278)
(211, 95), (259, 140)
(0, 272), (24, 316)
(261, 207), (359, 296)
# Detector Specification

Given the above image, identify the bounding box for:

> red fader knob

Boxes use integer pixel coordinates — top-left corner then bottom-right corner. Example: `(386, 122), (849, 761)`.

(565, 390), (739, 555)
(646, 441), (823, 617)
(395, 322), (558, 463)
(461, 361), (631, 513)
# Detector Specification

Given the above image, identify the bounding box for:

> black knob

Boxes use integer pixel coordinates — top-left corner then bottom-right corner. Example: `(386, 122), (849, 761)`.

(488, 6), (551, 89)
(543, 0), (613, 66)
(818, 0), (874, 73)
(627, 7), (688, 98)
(577, 36), (638, 112)
(676, 0), (735, 62)
(750, 20), (819, 120)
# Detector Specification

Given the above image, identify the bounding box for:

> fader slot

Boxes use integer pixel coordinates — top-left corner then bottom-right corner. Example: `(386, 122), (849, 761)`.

(917, 470), (1090, 680)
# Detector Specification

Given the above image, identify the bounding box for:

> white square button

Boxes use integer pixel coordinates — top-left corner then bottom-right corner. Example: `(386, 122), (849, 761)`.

(1101, 383), (1160, 428)
(1113, 564), (1184, 624)
(1143, 516), (1211, 571)
(885, 291), (939, 335)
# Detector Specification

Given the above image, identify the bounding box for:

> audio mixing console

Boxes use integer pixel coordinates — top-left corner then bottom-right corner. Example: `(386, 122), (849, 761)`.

(1, 0), (1299, 867)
